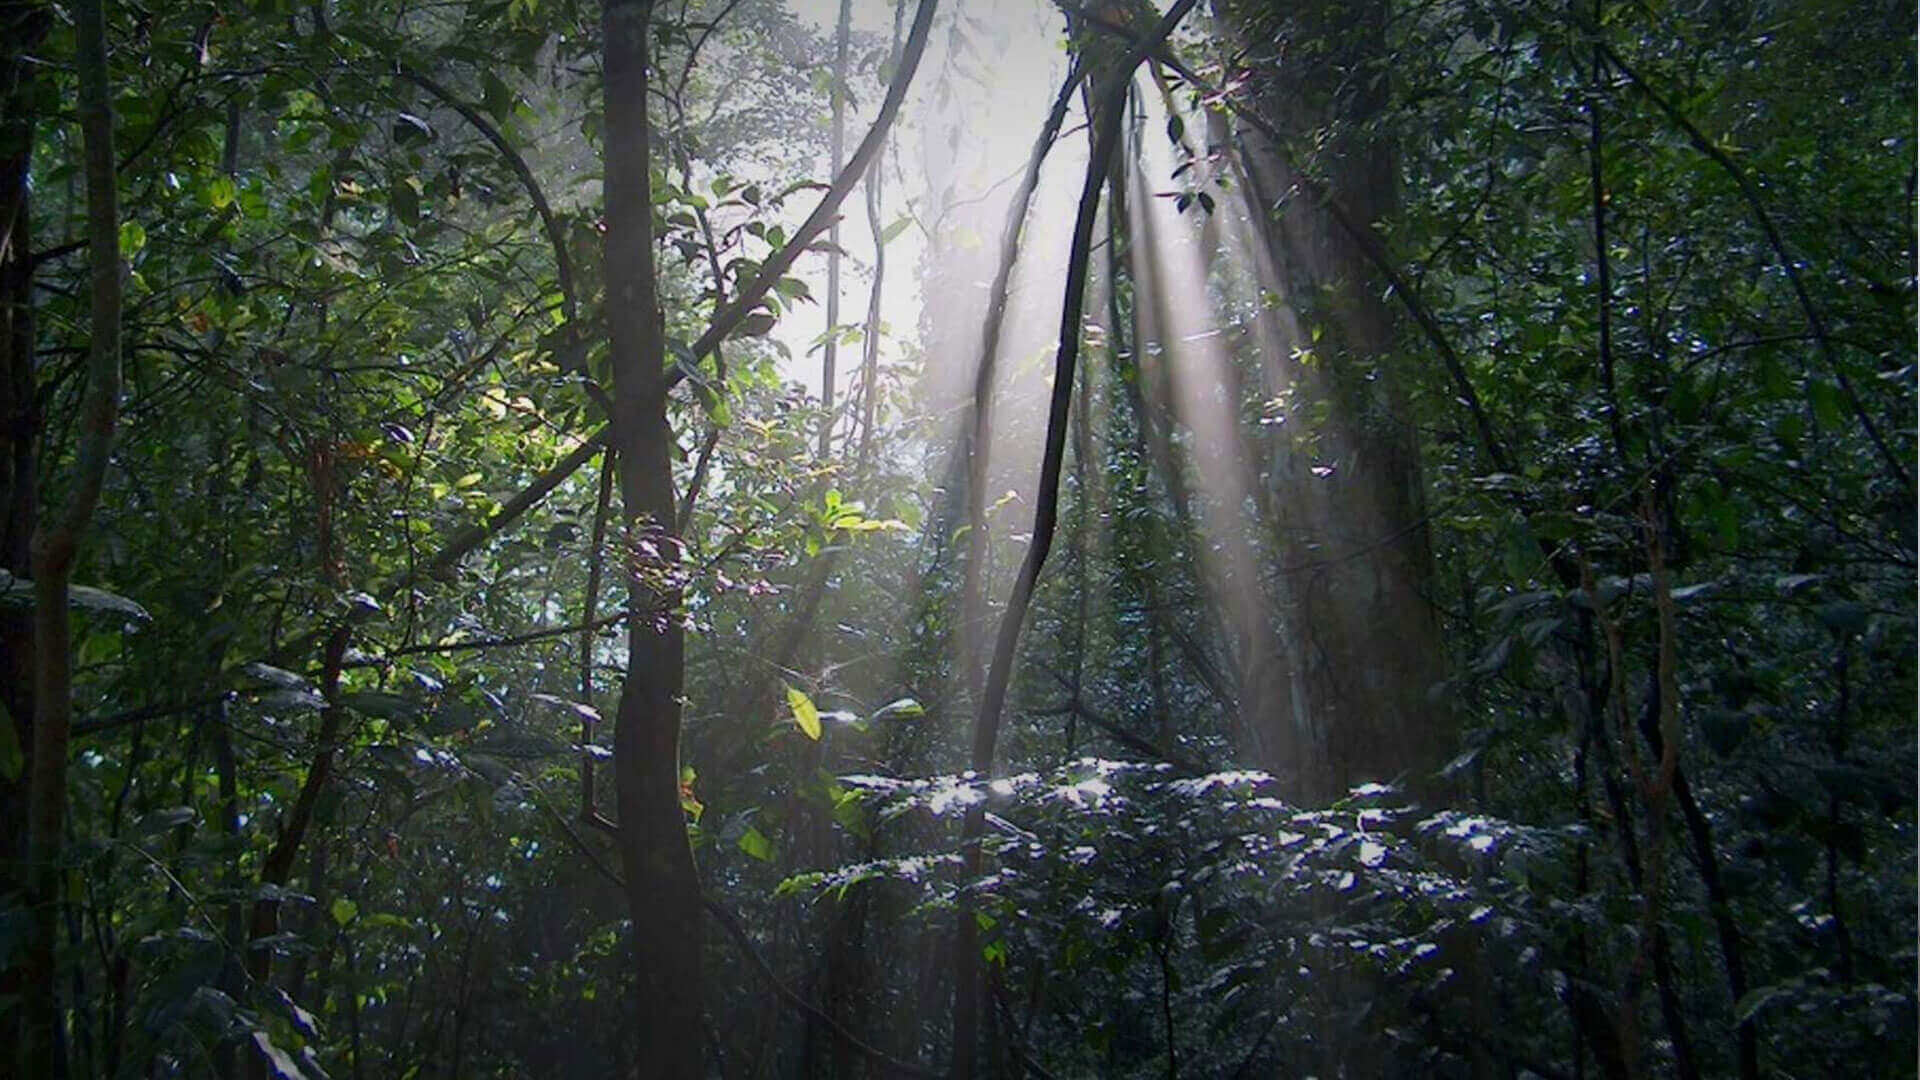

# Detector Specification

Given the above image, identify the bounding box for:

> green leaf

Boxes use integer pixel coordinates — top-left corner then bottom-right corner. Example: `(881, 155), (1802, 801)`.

(341, 692), (425, 721)
(117, 221), (147, 256)
(330, 897), (359, 926)
(482, 72), (514, 122)
(879, 215), (914, 246)
(0, 696), (19, 783)
(870, 697), (924, 721)
(256, 687), (328, 712)
(392, 111), (435, 144)
(271, 986), (320, 1038)
(785, 684), (822, 740)
(136, 806), (196, 834)
(737, 826), (773, 862)
(774, 871), (824, 898)
(1808, 378), (1844, 429)
(0, 576), (150, 623)
(530, 693), (601, 724)
(391, 174), (421, 228)
(1734, 984), (1790, 1024)
(731, 312), (778, 339)
(238, 662), (310, 691)
(692, 379), (732, 428)
(69, 584), (150, 622)
(249, 1031), (307, 1080)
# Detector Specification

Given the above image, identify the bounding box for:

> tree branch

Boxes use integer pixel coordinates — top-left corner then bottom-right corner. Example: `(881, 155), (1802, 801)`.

(1597, 41), (1913, 498)
(397, 67), (614, 417)
(960, 57), (1089, 693)
(954, 6), (1200, 1075)
(667, 0), (940, 389)
(73, 693), (237, 739)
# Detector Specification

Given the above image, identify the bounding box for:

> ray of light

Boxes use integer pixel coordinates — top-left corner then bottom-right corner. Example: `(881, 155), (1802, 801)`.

(1124, 84), (1295, 764)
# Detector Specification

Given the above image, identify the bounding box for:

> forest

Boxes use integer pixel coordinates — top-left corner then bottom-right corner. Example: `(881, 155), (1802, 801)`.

(0, 0), (1914, 1076)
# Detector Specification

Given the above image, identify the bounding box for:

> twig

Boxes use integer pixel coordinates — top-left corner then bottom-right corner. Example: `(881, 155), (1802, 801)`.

(73, 692), (237, 739)
(370, 612), (626, 659)
(1598, 41), (1912, 498)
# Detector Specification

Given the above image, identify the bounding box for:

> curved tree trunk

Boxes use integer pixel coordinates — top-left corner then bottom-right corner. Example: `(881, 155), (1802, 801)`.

(603, 2), (704, 1076)
(817, 0), (852, 459)
(25, 0), (120, 1071)
(950, 8), (1199, 1075)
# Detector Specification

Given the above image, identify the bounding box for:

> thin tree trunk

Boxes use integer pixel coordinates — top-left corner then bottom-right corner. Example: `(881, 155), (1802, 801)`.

(957, 60), (1089, 699)
(817, 0), (852, 458)
(580, 448), (613, 821)
(856, 0), (905, 473)
(0, 13), (47, 876)
(213, 697), (245, 1080)
(1635, 692), (1758, 1080)
(950, 10), (1196, 1075)
(247, 626), (351, 986)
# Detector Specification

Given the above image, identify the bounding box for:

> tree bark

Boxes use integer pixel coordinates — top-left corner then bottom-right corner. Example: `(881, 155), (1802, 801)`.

(1224, 0), (1451, 799)
(25, 0), (119, 1071)
(0, 11), (49, 1053)
(950, 8), (1197, 1075)
(855, 0), (904, 473)
(817, 0), (852, 459)
(603, 3), (704, 1075)
(957, 59), (1089, 700)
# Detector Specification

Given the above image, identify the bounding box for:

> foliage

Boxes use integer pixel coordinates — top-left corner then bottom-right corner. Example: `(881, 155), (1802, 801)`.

(0, 0), (1910, 1077)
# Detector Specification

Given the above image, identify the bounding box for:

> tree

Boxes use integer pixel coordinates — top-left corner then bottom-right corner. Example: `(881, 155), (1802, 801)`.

(20, 0), (119, 1071)
(1216, 0), (1453, 799)
(0, 1), (1910, 1077)
(599, 2), (705, 1072)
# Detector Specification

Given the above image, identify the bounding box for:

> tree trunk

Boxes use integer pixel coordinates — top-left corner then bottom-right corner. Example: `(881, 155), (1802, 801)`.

(24, 0), (119, 1071)
(0, 14), (48, 1056)
(817, 0), (851, 459)
(950, 5), (1200, 1067)
(603, 2), (704, 1076)
(1224, 0), (1451, 799)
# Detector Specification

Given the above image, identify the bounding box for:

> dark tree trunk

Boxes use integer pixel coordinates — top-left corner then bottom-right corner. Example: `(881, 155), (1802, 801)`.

(1224, 0), (1451, 799)
(0, 23), (48, 1053)
(603, 2), (704, 1076)
(24, 0), (119, 1071)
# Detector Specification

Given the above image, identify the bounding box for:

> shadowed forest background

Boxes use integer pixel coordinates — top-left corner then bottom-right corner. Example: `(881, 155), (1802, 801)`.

(1, 0), (1915, 1076)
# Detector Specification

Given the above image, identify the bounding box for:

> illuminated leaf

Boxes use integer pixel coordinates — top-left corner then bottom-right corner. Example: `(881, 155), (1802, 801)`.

(785, 684), (822, 740)
(738, 826), (773, 862)
(249, 1032), (306, 1080)
(871, 698), (924, 721)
